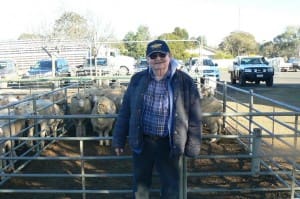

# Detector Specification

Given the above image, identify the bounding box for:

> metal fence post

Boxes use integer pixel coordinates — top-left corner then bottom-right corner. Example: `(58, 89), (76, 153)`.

(251, 128), (261, 177)
(291, 115), (299, 199)
(179, 155), (187, 199)
(222, 81), (227, 129)
(80, 139), (86, 199)
(249, 90), (254, 154)
(32, 96), (39, 152)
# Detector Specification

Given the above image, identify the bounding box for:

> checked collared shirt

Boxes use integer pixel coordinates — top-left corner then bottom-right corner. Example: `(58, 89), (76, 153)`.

(142, 73), (170, 137)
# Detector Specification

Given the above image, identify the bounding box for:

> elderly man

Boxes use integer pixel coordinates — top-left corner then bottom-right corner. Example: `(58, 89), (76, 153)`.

(112, 39), (202, 199)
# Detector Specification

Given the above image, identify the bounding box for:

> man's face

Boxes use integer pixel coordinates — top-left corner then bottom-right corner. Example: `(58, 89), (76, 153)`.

(147, 52), (171, 71)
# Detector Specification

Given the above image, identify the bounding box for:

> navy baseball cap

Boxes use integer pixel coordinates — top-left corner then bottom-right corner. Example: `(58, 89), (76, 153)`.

(146, 40), (170, 56)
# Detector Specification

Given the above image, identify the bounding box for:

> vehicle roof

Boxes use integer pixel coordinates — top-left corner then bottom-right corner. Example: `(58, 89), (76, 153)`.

(41, 58), (66, 61)
(236, 55), (264, 58)
(0, 60), (15, 63)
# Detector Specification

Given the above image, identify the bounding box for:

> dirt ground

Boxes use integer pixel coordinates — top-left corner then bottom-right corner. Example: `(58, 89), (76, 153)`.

(0, 128), (292, 199)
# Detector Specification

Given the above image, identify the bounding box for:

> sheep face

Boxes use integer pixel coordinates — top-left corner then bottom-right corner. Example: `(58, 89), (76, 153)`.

(91, 96), (116, 146)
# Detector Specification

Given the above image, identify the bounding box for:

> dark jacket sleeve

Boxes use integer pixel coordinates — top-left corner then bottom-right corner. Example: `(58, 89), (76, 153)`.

(111, 80), (132, 148)
(184, 75), (202, 157)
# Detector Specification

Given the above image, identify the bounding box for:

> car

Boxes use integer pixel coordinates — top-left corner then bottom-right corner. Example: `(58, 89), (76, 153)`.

(229, 56), (274, 87)
(134, 58), (148, 73)
(287, 57), (300, 71)
(76, 57), (111, 76)
(0, 60), (20, 87)
(76, 55), (136, 76)
(188, 57), (220, 81)
(23, 58), (71, 78)
(268, 57), (294, 72)
(0, 59), (18, 78)
(21, 58), (71, 87)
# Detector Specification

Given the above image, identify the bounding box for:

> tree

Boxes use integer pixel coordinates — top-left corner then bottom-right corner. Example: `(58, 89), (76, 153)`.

(273, 26), (300, 58)
(158, 33), (188, 60)
(123, 25), (151, 59)
(157, 27), (194, 60)
(52, 11), (91, 40)
(259, 26), (300, 59)
(173, 27), (189, 40)
(196, 36), (207, 47)
(219, 31), (258, 57)
(260, 41), (277, 58)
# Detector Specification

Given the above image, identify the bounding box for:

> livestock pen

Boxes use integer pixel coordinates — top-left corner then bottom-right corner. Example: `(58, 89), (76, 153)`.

(0, 77), (299, 199)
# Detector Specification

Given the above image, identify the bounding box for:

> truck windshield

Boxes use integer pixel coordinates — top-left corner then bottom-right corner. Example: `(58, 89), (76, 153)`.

(32, 61), (52, 69)
(241, 58), (267, 65)
(0, 62), (8, 69)
(203, 59), (214, 66)
(87, 58), (107, 66)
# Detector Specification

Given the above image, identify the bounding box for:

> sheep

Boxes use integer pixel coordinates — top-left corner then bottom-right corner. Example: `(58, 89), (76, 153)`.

(0, 121), (17, 173)
(85, 86), (125, 110)
(0, 95), (20, 106)
(103, 88), (124, 111)
(35, 99), (64, 147)
(38, 100), (64, 138)
(14, 99), (64, 148)
(40, 90), (67, 114)
(68, 92), (92, 137)
(0, 109), (24, 172)
(85, 87), (106, 108)
(90, 96), (116, 146)
(200, 86), (223, 143)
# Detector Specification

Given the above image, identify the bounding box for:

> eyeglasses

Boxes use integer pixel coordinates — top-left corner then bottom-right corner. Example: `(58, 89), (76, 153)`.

(149, 53), (167, 59)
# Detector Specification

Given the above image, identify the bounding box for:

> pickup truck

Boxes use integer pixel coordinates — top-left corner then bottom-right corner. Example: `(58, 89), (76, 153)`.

(23, 59), (71, 78)
(76, 55), (136, 76)
(287, 57), (300, 71)
(229, 56), (274, 87)
(0, 60), (20, 87)
(268, 57), (294, 72)
(188, 57), (220, 81)
(21, 58), (71, 87)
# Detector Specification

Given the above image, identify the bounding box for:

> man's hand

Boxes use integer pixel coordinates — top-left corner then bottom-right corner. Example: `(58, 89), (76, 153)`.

(114, 148), (124, 156)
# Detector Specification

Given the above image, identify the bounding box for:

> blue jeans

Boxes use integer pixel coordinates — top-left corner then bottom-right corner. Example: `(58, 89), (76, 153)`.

(132, 136), (181, 199)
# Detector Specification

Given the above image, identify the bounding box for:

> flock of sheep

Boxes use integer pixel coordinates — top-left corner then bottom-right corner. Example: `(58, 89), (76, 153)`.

(0, 80), (223, 173)
(68, 83), (126, 145)
(0, 92), (66, 172)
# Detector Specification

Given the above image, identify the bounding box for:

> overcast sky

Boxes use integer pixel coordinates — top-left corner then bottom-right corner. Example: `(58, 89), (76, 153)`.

(1, 0), (299, 46)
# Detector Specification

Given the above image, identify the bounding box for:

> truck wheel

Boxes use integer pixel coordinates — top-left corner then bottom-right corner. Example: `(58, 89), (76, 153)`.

(119, 66), (129, 76)
(266, 77), (273, 87)
(230, 72), (236, 84)
(239, 74), (246, 86)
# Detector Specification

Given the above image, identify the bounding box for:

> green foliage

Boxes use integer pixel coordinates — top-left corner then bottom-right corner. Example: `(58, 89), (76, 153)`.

(214, 50), (233, 59)
(173, 27), (189, 40)
(261, 26), (300, 58)
(157, 28), (196, 60)
(158, 33), (185, 59)
(218, 31), (258, 57)
(52, 11), (91, 40)
(259, 41), (277, 58)
(120, 27), (198, 60)
(122, 25), (150, 59)
(196, 36), (207, 46)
